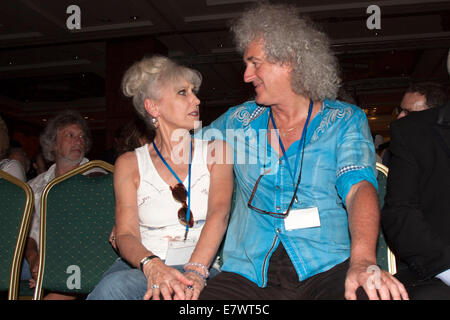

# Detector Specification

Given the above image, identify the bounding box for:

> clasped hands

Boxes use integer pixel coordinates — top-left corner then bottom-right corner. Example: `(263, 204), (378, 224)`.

(142, 258), (205, 300)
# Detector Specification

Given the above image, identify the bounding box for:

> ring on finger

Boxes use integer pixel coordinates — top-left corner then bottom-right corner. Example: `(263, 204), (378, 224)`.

(151, 284), (159, 289)
(187, 285), (194, 290)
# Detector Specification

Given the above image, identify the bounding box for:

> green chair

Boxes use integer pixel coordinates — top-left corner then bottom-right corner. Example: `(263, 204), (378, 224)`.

(375, 162), (397, 275)
(0, 170), (34, 300)
(33, 160), (118, 299)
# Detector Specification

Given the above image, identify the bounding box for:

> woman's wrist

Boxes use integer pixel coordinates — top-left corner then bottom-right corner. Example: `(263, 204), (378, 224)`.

(184, 262), (210, 278)
(140, 255), (160, 272)
(184, 269), (207, 287)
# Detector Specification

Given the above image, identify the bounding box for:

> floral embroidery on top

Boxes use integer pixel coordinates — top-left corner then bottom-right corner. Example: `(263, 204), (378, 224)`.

(311, 102), (353, 143)
(230, 103), (266, 127)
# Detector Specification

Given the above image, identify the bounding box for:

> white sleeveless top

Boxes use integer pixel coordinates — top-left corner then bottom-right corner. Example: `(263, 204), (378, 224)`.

(135, 139), (210, 260)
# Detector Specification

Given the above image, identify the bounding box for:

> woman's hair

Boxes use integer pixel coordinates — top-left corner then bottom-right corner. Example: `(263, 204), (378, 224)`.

(39, 109), (92, 162)
(121, 55), (202, 128)
(231, 2), (341, 101)
(0, 115), (9, 159)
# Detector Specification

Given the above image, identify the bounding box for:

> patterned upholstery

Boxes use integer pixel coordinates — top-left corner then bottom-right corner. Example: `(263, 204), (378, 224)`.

(34, 161), (118, 298)
(375, 163), (397, 274)
(0, 170), (33, 300)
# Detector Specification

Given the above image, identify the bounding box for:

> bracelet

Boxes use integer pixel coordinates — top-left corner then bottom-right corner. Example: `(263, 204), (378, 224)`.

(139, 255), (159, 271)
(184, 269), (207, 286)
(184, 262), (210, 278)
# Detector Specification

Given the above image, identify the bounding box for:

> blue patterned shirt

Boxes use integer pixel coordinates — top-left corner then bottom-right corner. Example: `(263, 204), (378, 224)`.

(198, 99), (377, 287)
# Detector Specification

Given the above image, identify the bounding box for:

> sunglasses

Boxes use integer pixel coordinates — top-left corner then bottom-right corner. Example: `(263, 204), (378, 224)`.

(170, 183), (194, 227)
(247, 168), (301, 218)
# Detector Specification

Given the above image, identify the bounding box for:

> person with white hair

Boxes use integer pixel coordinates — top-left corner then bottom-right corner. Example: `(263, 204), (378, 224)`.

(87, 55), (233, 300)
(24, 109), (99, 299)
(199, 2), (408, 300)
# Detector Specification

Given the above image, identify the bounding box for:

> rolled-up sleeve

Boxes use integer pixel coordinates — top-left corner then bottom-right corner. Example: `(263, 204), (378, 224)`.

(335, 108), (377, 206)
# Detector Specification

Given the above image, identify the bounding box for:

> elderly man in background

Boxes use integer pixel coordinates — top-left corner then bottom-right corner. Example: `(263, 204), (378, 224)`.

(24, 109), (98, 299)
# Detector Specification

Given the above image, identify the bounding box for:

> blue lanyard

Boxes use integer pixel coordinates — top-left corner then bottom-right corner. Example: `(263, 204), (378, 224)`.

(269, 99), (313, 186)
(152, 140), (192, 235)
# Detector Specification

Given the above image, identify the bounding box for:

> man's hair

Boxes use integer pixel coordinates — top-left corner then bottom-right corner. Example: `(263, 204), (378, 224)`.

(230, 2), (341, 101)
(40, 109), (92, 162)
(406, 82), (448, 109)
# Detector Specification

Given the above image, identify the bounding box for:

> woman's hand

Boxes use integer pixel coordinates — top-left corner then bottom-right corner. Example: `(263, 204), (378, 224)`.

(142, 259), (193, 300)
(182, 271), (206, 300)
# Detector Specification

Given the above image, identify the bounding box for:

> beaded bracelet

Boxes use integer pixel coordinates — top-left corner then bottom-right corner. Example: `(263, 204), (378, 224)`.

(184, 269), (207, 286)
(184, 262), (210, 278)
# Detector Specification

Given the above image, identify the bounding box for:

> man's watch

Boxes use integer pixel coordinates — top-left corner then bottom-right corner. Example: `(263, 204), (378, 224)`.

(139, 255), (159, 271)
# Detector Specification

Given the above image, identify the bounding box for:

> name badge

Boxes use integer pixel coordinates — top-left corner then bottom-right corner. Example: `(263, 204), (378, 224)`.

(165, 239), (196, 266)
(284, 207), (321, 231)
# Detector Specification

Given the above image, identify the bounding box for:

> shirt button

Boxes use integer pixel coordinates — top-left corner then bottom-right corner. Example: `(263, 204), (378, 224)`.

(276, 206), (281, 210)
(276, 228), (281, 233)
(275, 186), (280, 190)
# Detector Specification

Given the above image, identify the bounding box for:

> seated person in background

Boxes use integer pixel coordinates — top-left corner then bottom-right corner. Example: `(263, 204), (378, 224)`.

(396, 82), (447, 120)
(381, 100), (450, 299)
(115, 116), (155, 157)
(0, 116), (26, 182)
(383, 82), (448, 167)
(24, 109), (102, 299)
(8, 146), (31, 179)
(199, 2), (407, 300)
(87, 55), (233, 300)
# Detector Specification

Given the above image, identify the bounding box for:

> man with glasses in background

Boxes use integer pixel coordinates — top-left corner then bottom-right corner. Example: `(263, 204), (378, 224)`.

(199, 3), (408, 300)
(397, 82), (447, 119)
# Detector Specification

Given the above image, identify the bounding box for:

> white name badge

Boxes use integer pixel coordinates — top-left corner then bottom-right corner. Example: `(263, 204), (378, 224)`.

(165, 239), (196, 266)
(284, 207), (321, 231)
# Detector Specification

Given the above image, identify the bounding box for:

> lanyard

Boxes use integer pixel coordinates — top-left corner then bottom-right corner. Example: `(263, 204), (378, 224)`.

(269, 99), (313, 186)
(152, 140), (192, 235)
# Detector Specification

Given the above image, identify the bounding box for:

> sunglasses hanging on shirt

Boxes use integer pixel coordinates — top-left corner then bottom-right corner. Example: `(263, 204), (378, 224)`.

(153, 140), (193, 240)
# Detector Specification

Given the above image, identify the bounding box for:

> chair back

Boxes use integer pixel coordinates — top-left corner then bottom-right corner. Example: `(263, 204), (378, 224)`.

(375, 162), (397, 274)
(0, 170), (34, 300)
(34, 160), (117, 299)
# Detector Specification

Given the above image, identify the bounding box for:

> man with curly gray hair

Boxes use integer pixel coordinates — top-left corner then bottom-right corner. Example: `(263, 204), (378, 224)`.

(24, 109), (98, 299)
(199, 2), (408, 300)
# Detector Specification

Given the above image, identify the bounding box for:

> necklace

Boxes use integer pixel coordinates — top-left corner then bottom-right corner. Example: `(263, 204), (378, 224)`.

(279, 127), (297, 137)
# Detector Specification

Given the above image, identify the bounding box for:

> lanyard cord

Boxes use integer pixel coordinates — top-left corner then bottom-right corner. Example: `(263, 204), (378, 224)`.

(152, 140), (192, 237)
(269, 99), (314, 186)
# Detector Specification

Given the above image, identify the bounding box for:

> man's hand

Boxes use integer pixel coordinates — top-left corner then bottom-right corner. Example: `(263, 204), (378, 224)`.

(345, 259), (409, 300)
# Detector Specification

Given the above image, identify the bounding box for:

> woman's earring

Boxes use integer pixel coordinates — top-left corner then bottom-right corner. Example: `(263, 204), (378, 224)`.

(151, 117), (159, 128)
